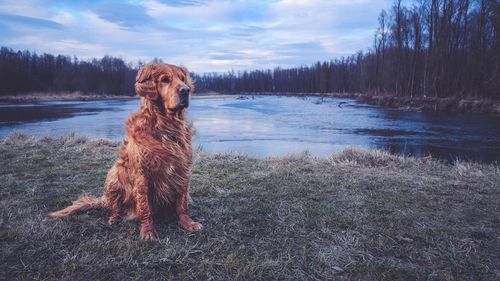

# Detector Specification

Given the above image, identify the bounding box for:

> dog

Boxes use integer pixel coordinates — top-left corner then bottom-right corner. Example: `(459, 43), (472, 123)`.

(49, 63), (202, 240)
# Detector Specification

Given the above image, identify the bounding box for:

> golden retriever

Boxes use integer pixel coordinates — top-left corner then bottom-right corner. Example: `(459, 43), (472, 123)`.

(49, 63), (202, 240)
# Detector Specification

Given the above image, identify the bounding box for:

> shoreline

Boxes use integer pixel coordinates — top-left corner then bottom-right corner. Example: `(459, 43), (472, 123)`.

(2, 91), (500, 114)
(0, 92), (136, 103)
(357, 93), (500, 114)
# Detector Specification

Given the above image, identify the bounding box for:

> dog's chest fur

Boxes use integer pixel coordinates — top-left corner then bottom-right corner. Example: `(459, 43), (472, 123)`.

(126, 110), (192, 208)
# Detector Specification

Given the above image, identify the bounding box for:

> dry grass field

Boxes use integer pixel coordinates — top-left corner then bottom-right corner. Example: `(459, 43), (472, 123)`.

(0, 134), (499, 280)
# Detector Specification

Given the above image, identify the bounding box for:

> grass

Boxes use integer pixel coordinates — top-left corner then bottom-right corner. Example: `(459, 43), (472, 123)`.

(0, 133), (499, 280)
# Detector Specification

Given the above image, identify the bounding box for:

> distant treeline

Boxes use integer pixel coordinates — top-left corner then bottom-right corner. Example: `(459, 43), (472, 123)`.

(195, 0), (499, 98)
(0, 47), (137, 96)
(1, 0), (498, 99)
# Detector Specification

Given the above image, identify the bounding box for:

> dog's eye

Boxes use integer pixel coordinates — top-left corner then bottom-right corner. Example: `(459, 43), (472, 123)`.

(161, 76), (170, 83)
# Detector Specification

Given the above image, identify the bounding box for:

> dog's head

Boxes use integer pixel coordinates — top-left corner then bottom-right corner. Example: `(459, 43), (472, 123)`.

(135, 63), (194, 114)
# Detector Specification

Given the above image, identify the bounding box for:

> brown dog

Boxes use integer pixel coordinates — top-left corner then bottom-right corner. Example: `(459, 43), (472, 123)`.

(49, 63), (202, 240)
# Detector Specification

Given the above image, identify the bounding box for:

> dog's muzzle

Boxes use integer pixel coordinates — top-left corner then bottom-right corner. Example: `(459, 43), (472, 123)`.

(178, 86), (190, 108)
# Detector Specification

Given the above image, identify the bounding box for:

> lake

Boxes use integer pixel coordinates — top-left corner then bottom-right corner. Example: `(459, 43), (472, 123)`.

(1, 95), (499, 161)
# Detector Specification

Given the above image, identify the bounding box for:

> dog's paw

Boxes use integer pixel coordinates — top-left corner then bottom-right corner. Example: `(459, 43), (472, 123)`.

(188, 221), (203, 231)
(180, 221), (203, 232)
(140, 230), (158, 240)
(179, 215), (203, 232)
(140, 224), (158, 240)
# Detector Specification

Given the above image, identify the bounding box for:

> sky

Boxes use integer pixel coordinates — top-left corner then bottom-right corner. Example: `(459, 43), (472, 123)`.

(0, 0), (395, 73)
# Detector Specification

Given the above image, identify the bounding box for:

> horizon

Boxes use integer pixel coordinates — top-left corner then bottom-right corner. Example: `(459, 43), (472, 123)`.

(0, 0), (398, 73)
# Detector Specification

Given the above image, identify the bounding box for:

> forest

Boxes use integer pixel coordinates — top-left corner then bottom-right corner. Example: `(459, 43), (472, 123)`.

(0, 48), (137, 96)
(0, 0), (498, 99)
(195, 0), (499, 98)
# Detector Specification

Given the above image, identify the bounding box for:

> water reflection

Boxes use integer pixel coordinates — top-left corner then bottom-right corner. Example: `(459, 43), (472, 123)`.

(0, 95), (499, 162)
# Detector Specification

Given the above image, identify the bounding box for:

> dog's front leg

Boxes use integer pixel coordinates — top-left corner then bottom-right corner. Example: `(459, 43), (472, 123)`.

(134, 175), (158, 240)
(176, 191), (202, 231)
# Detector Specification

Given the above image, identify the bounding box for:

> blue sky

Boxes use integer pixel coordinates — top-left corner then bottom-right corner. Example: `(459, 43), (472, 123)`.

(0, 0), (394, 72)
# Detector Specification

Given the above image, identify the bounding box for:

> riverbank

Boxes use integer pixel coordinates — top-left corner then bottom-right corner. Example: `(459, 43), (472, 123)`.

(0, 92), (135, 103)
(3, 91), (499, 114)
(357, 94), (500, 114)
(1, 134), (499, 280)
(208, 92), (500, 114)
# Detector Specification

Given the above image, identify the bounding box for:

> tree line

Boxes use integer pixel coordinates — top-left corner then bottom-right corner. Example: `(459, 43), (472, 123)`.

(0, 47), (137, 96)
(1, 0), (498, 99)
(195, 0), (499, 98)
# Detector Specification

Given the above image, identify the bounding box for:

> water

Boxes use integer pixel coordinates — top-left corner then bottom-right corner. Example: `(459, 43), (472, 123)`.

(1, 95), (499, 161)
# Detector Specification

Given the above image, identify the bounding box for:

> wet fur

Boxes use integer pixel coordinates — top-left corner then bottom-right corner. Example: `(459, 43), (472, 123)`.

(49, 63), (202, 239)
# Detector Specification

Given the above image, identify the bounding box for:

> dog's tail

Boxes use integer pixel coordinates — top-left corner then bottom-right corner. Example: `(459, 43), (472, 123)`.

(48, 195), (105, 218)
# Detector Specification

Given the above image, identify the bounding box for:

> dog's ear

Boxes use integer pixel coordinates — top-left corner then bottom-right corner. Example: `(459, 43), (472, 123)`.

(135, 80), (158, 100)
(135, 65), (158, 100)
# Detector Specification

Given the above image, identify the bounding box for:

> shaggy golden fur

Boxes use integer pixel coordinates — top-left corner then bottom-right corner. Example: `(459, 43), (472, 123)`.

(49, 63), (201, 240)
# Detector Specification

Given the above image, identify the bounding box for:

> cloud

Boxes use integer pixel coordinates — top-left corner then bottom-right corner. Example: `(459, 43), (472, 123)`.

(92, 2), (154, 28)
(0, 0), (394, 72)
(157, 0), (207, 7)
(0, 13), (64, 29)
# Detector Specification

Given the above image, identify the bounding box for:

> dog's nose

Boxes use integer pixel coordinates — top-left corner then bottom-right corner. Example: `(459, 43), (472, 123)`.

(178, 86), (190, 96)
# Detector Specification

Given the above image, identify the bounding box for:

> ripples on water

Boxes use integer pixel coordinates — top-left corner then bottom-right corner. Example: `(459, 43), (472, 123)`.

(0, 95), (499, 161)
